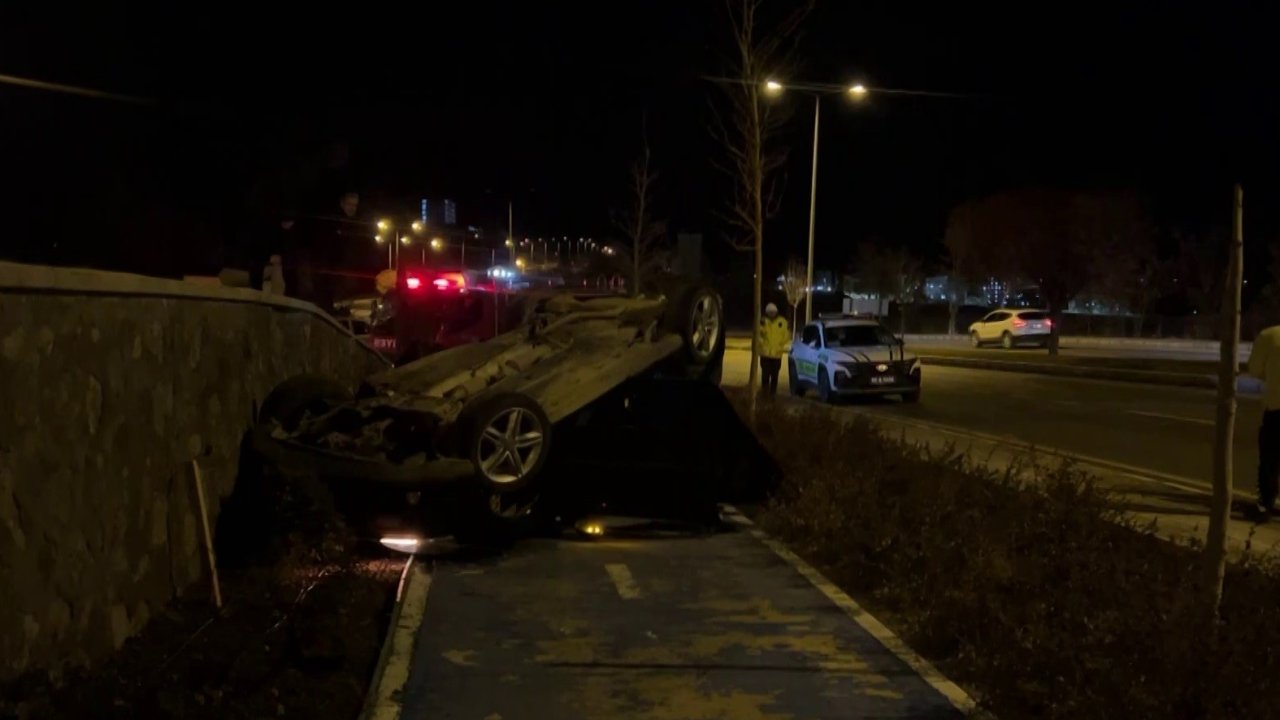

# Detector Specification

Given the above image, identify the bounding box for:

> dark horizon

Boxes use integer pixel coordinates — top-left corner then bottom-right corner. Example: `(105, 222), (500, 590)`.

(4, 1), (1280, 281)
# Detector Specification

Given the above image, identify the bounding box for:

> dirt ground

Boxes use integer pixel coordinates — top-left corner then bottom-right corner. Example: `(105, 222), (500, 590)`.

(2, 468), (403, 720)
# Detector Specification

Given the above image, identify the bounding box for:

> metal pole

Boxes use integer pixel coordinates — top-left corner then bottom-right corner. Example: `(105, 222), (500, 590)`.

(805, 94), (820, 324)
(508, 201), (514, 262)
(461, 239), (467, 267)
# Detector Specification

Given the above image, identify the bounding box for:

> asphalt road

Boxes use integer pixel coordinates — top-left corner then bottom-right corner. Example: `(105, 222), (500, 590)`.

(724, 348), (1265, 495)
(399, 525), (962, 719)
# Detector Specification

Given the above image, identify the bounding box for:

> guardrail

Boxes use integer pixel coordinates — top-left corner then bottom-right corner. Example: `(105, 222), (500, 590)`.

(904, 333), (1253, 355)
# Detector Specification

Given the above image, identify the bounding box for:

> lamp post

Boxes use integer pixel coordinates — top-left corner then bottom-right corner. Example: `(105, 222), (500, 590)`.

(377, 219), (395, 268)
(754, 77), (963, 324)
(763, 80), (868, 324)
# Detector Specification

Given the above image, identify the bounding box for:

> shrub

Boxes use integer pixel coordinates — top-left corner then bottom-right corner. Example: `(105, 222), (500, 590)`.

(734, 394), (1280, 719)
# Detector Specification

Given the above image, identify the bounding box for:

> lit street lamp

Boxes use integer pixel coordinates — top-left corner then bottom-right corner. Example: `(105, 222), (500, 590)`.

(760, 77), (966, 323)
(763, 79), (869, 324)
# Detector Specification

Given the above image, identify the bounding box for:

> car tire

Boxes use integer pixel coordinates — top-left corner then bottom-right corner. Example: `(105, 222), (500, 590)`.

(970, 331), (982, 348)
(817, 366), (833, 403)
(258, 375), (353, 432)
(458, 392), (552, 494)
(661, 283), (725, 368)
(1001, 332), (1014, 349)
(788, 359), (804, 397)
(451, 485), (546, 547)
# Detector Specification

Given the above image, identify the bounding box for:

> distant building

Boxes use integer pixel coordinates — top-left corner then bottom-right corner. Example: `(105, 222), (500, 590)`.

(924, 275), (948, 302)
(420, 198), (429, 223)
(443, 199), (457, 226)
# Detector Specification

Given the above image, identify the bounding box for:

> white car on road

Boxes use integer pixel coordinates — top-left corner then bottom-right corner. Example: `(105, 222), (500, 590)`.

(969, 309), (1053, 349)
(788, 317), (920, 403)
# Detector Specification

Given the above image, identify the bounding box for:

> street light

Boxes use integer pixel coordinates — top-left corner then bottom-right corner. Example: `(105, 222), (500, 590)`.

(515, 257), (527, 270)
(749, 75), (969, 322)
(764, 80), (870, 323)
(411, 221), (425, 233)
(430, 238), (444, 251)
(377, 219), (391, 232)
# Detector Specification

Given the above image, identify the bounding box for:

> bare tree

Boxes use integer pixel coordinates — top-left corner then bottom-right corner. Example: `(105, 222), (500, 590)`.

(1088, 215), (1160, 336)
(853, 242), (921, 334)
(782, 257), (806, 337)
(942, 188), (1145, 354)
(942, 203), (983, 335)
(710, 0), (809, 416)
(612, 116), (667, 295)
(1204, 185), (1244, 626)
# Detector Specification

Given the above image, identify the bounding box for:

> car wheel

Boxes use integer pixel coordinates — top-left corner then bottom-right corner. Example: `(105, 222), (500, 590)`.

(788, 359), (804, 397)
(817, 366), (832, 403)
(459, 392), (551, 493)
(662, 283), (725, 367)
(450, 485), (547, 547)
(258, 375), (353, 431)
(1001, 331), (1014, 349)
(970, 331), (982, 348)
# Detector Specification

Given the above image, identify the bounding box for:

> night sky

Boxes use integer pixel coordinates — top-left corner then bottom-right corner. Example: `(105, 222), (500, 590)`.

(3, 1), (1279, 279)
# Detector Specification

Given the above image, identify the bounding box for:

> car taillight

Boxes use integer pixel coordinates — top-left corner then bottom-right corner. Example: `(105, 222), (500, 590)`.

(1012, 318), (1027, 328)
(1045, 318), (1053, 327)
(404, 276), (423, 290)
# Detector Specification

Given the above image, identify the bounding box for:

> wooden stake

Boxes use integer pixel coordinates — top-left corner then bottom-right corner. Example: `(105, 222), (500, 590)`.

(1203, 183), (1244, 620)
(191, 460), (223, 609)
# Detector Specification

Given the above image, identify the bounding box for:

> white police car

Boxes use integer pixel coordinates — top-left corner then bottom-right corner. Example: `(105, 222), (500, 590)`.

(788, 316), (920, 403)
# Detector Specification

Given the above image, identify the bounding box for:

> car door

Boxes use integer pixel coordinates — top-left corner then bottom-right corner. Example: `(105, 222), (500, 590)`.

(980, 312), (1007, 341)
(794, 324), (821, 380)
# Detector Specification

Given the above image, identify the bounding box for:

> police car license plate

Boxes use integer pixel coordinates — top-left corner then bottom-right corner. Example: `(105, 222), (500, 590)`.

(870, 375), (895, 385)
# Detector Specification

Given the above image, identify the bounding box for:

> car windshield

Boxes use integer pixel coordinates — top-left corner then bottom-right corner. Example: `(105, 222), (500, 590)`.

(825, 325), (893, 348)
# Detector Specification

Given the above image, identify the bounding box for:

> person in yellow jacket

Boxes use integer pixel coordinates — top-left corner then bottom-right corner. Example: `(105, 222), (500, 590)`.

(757, 303), (791, 397)
(1248, 324), (1280, 521)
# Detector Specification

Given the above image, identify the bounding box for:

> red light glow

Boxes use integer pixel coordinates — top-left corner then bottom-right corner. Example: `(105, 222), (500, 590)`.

(405, 276), (423, 290)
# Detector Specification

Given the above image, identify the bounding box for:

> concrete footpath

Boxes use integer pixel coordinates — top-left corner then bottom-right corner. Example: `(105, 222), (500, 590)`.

(396, 523), (969, 719)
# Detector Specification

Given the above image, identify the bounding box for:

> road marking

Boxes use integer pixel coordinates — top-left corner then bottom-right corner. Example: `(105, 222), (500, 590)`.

(1127, 410), (1215, 426)
(720, 506), (979, 716)
(604, 563), (641, 599)
(363, 558), (432, 720)
(845, 409), (1252, 502)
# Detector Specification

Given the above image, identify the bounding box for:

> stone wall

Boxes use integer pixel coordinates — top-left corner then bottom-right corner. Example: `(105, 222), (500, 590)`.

(0, 262), (388, 681)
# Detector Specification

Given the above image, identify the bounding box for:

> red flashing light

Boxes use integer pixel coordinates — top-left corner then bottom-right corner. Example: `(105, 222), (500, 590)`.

(405, 276), (423, 290)
(432, 278), (450, 290)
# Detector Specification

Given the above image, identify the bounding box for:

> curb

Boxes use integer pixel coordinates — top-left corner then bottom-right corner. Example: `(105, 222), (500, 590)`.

(360, 557), (432, 720)
(917, 355), (1218, 389)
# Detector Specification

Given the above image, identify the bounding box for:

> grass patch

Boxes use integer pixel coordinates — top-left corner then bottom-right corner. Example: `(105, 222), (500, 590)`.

(733, 392), (1280, 718)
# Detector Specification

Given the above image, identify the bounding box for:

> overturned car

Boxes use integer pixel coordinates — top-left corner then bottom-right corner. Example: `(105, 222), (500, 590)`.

(253, 282), (774, 541)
